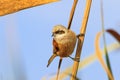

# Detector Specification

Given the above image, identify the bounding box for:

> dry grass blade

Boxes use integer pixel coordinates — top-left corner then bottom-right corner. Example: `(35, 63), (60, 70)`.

(100, 0), (114, 79)
(106, 29), (120, 43)
(0, 0), (59, 16)
(67, 0), (78, 29)
(71, 0), (92, 80)
(45, 42), (120, 80)
(95, 32), (114, 80)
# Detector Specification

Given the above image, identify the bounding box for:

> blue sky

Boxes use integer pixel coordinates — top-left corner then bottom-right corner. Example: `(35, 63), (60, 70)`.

(0, 0), (120, 80)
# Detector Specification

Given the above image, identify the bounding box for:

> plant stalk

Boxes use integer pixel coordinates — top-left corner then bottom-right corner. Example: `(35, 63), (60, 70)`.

(71, 0), (92, 80)
(67, 0), (78, 29)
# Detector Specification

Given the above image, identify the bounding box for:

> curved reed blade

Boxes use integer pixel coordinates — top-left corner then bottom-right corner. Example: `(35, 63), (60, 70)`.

(95, 32), (114, 80)
(106, 29), (120, 43)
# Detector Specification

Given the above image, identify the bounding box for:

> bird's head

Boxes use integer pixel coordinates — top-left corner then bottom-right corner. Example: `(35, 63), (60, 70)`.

(52, 25), (68, 38)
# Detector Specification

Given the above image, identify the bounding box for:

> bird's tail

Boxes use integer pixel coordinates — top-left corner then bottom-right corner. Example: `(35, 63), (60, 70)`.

(47, 53), (57, 67)
(56, 58), (63, 80)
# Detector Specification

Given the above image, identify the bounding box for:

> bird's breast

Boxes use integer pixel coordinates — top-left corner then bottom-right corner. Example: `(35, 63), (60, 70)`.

(54, 36), (77, 57)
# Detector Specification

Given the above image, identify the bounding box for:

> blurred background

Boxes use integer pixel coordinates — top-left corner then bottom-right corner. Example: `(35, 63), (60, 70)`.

(0, 0), (120, 80)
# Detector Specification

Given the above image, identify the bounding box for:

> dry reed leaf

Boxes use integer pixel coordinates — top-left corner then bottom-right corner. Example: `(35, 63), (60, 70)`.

(106, 29), (120, 43)
(42, 42), (120, 80)
(95, 32), (114, 80)
(0, 0), (59, 16)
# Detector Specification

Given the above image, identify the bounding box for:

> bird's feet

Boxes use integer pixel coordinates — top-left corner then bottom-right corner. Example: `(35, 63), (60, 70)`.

(68, 56), (80, 62)
(76, 33), (84, 38)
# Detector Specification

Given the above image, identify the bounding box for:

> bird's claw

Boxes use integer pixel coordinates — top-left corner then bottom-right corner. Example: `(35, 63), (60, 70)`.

(68, 56), (80, 62)
(76, 33), (84, 38)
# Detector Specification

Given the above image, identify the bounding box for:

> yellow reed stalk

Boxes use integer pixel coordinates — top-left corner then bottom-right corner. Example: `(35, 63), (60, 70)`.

(71, 0), (92, 80)
(67, 0), (78, 29)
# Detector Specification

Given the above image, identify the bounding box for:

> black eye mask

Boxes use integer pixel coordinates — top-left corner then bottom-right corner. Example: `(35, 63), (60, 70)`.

(55, 30), (65, 34)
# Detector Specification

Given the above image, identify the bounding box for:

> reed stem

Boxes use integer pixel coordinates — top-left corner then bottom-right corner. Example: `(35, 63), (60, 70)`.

(71, 0), (92, 80)
(67, 0), (78, 29)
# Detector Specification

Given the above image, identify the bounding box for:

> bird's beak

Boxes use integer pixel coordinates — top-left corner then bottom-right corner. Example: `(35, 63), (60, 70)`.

(51, 33), (54, 37)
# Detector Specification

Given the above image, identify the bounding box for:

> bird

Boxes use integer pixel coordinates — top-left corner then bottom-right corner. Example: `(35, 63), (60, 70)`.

(47, 25), (77, 80)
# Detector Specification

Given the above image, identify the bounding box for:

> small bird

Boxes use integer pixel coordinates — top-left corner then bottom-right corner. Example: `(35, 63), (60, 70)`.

(47, 25), (77, 80)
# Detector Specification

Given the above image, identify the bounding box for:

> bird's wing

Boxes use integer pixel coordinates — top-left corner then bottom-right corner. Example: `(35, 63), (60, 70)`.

(53, 38), (59, 53)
